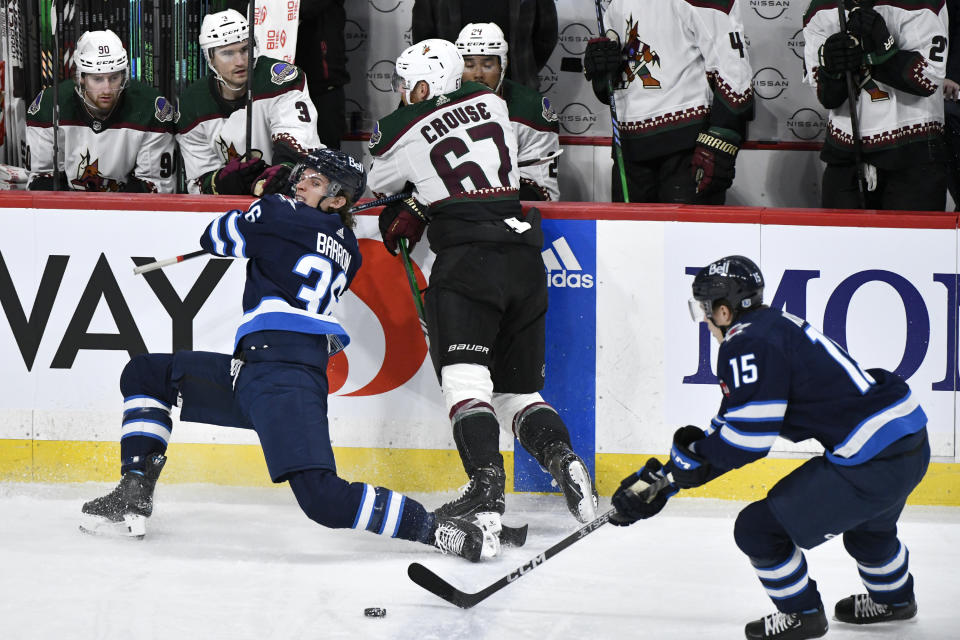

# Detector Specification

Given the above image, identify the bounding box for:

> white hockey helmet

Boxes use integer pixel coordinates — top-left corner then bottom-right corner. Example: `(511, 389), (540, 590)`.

(455, 23), (509, 90)
(392, 39), (463, 104)
(74, 30), (129, 83)
(199, 9), (256, 89)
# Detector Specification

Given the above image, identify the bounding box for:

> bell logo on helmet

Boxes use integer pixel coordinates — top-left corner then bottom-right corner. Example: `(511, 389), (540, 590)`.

(708, 261), (730, 276)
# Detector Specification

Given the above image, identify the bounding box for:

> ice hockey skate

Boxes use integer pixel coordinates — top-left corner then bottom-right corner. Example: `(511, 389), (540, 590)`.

(79, 455), (166, 539)
(744, 607), (828, 639)
(542, 441), (599, 523)
(435, 465), (506, 524)
(834, 593), (917, 624)
(432, 516), (500, 562)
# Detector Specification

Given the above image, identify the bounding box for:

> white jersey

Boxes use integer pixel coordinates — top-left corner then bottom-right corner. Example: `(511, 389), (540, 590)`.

(25, 79), (176, 192)
(176, 58), (322, 194)
(803, 0), (947, 158)
(368, 82), (519, 208)
(502, 79), (560, 201)
(603, 0), (754, 156)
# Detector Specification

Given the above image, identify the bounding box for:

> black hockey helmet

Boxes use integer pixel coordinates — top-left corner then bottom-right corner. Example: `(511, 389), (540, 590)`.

(690, 255), (764, 323)
(288, 148), (367, 201)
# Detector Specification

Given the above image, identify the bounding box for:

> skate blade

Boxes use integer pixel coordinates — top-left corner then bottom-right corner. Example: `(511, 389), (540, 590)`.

(79, 513), (147, 539)
(566, 463), (597, 523)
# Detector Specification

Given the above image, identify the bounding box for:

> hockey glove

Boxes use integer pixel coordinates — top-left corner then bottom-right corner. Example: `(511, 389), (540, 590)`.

(379, 197), (430, 255)
(691, 127), (741, 196)
(820, 33), (862, 77)
(210, 151), (267, 195)
(846, 7), (898, 66)
(119, 176), (157, 193)
(610, 458), (678, 526)
(664, 425), (713, 489)
(584, 37), (622, 103)
(252, 163), (294, 196)
(27, 172), (69, 191)
(584, 37), (622, 82)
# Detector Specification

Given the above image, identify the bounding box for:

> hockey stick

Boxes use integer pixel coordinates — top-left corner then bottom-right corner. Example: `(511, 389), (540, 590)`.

(398, 238), (428, 345)
(407, 472), (673, 608)
(593, 0), (630, 203)
(837, 5), (868, 208)
(517, 149), (564, 168)
(132, 192), (413, 275)
(244, 0), (256, 156)
(51, 0), (61, 190)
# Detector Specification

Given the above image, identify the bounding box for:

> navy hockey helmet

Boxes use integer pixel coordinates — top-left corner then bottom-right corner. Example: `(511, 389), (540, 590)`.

(689, 255), (764, 324)
(288, 148), (367, 201)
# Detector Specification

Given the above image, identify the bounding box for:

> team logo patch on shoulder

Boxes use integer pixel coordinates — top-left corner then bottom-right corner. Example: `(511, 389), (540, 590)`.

(154, 96), (176, 122)
(270, 62), (299, 85)
(725, 322), (751, 341)
(368, 122), (382, 148)
(542, 97), (558, 122)
(28, 90), (44, 115)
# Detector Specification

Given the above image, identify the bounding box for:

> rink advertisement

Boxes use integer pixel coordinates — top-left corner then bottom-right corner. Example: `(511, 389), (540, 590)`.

(0, 196), (956, 504)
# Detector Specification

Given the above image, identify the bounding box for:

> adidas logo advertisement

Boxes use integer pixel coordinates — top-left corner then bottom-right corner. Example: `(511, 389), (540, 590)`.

(542, 237), (594, 288)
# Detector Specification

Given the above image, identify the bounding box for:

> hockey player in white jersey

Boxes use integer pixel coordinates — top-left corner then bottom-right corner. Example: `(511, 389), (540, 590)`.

(176, 9), (323, 195)
(583, 0), (754, 204)
(455, 22), (560, 201)
(804, 0), (947, 210)
(25, 29), (176, 192)
(368, 39), (598, 527)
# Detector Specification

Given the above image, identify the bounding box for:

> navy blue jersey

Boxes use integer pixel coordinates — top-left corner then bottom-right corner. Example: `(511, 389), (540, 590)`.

(697, 307), (927, 470)
(199, 194), (362, 353)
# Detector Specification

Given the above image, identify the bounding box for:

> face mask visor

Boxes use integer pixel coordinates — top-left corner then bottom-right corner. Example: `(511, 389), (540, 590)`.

(688, 298), (713, 323)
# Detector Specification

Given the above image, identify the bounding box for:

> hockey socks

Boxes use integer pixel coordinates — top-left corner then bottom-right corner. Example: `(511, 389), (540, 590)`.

(450, 399), (503, 474)
(120, 395), (172, 474)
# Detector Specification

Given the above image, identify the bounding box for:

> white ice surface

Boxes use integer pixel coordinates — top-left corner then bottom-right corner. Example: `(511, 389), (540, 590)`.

(1, 483), (956, 640)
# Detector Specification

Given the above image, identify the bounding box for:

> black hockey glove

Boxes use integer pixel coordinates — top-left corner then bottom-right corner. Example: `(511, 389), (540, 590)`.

(379, 197), (430, 255)
(252, 162), (294, 196)
(610, 458), (678, 526)
(210, 151), (267, 195)
(691, 127), (741, 196)
(27, 172), (69, 191)
(584, 37), (622, 103)
(119, 176), (157, 193)
(846, 6), (898, 66)
(583, 37), (621, 82)
(820, 32), (862, 77)
(664, 425), (713, 489)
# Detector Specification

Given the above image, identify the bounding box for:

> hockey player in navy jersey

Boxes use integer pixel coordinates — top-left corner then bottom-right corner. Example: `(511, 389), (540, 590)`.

(80, 149), (499, 563)
(610, 256), (929, 639)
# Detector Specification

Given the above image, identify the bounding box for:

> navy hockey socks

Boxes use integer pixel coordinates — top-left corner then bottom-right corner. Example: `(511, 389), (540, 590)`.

(120, 395), (172, 474)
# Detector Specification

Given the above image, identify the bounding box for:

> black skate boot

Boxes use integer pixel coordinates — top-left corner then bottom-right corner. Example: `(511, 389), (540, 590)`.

(80, 455), (166, 538)
(744, 608), (828, 640)
(543, 441), (598, 523)
(431, 516), (500, 562)
(435, 465), (506, 521)
(834, 594), (917, 624)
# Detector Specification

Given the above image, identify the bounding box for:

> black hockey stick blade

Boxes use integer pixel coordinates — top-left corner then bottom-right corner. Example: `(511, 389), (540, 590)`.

(408, 473), (674, 609)
(500, 523), (528, 547)
(408, 508), (615, 609)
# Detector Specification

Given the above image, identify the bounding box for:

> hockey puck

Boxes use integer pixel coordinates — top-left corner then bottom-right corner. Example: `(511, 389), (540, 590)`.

(364, 607), (387, 618)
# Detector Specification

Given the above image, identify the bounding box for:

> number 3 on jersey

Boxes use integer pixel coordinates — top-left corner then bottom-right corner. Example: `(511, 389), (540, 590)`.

(294, 254), (347, 315)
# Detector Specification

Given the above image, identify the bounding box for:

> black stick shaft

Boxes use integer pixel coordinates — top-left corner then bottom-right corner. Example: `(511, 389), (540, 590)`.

(837, 6), (868, 208)
(245, 0), (255, 156)
(594, 0), (629, 203)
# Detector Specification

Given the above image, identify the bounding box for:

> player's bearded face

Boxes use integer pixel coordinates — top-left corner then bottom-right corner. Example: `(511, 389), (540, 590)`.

(211, 42), (251, 87)
(82, 72), (125, 110)
(462, 55), (502, 91)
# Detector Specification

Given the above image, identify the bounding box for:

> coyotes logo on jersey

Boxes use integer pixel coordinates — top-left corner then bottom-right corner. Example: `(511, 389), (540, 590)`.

(621, 15), (661, 90)
(72, 151), (122, 191)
